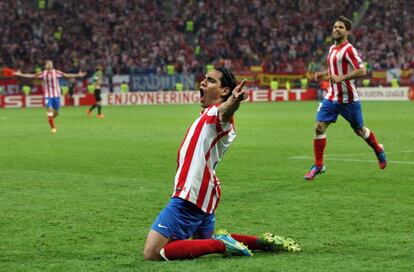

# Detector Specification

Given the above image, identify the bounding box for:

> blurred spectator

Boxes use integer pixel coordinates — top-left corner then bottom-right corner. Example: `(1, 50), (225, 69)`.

(353, 0), (414, 71)
(0, 0), (412, 77)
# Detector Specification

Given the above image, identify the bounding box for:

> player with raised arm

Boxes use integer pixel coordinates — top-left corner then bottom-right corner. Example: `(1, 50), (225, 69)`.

(143, 67), (301, 261)
(304, 16), (387, 181)
(14, 60), (86, 133)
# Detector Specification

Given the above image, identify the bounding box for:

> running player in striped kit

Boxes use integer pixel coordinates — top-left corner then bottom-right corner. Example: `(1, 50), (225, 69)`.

(143, 67), (300, 261)
(304, 16), (387, 180)
(15, 60), (86, 133)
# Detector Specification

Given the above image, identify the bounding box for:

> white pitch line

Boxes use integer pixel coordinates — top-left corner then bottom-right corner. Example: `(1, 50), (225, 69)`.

(289, 156), (414, 165)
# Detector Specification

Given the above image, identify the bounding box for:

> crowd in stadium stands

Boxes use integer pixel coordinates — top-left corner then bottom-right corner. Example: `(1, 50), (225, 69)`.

(354, 0), (414, 70)
(0, 0), (413, 78)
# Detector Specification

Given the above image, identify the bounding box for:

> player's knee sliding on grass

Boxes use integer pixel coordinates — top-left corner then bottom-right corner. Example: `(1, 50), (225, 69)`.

(144, 67), (300, 261)
(144, 225), (300, 261)
(145, 229), (253, 261)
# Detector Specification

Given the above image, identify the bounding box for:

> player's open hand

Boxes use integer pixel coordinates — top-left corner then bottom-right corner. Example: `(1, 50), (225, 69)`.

(232, 79), (248, 101)
(14, 70), (22, 77)
(78, 71), (87, 77)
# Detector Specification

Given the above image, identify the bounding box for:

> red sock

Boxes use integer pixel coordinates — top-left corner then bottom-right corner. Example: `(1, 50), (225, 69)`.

(230, 233), (260, 250)
(162, 239), (225, 260)
(48, 116), (55, 129)
(365, 131), (382, 153)
(314, 138), (326, 167)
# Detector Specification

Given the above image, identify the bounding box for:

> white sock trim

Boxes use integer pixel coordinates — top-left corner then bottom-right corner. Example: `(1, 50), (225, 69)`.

(47, 112), (54, 117)
(314, 134), (326, 140)
(363, 128), (370, 139)
(159, 248), (169, 261)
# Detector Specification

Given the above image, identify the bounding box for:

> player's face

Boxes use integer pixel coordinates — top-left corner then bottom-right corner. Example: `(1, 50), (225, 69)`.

(332, 21), (348, 42)
(199, 70), (228, 108)
(45, 61), (53, 70)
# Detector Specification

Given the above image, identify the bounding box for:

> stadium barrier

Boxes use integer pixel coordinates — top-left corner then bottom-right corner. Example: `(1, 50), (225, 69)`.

(358, 87), (411, 101)
(0, 89), (317, 108)
(0, 78), (19, 94)
(2, 87), (413, 108)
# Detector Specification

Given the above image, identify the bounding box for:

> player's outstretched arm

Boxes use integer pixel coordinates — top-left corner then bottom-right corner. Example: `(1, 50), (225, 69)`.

(62, 71), (87, 78)
(14, 70), (40, 79)
(218, 79), (248, 123)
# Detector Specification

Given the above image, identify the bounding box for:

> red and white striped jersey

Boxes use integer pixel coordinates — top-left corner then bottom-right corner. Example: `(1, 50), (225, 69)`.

(173, 104), (236, 214)
(36, 69), (64, 98)
(325, 41), (364, 103)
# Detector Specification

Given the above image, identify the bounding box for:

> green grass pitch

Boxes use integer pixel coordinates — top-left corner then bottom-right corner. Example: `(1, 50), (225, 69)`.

(0, 101), (413, 271)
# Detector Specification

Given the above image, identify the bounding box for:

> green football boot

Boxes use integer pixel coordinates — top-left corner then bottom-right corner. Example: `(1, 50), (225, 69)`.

(259, 232), (301, 252)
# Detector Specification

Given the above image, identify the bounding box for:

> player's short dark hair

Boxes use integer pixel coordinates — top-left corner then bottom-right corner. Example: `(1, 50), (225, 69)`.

(215, 66), (237, 101)
(336, 16), (352, 30)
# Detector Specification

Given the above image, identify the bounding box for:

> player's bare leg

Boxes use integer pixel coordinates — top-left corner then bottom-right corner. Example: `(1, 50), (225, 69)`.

(143, 230), (170, 261)
(304, 121), (330, 180)
(355, 127), (387, 169)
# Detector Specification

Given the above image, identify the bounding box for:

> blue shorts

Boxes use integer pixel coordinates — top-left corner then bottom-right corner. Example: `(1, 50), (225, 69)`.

(316, 99), (364, 129)
(45, 97), (60, 111)
(151, 197), (215, 240)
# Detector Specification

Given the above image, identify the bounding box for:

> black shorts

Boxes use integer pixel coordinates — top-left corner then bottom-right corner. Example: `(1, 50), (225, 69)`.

(94, 89), (102, 102)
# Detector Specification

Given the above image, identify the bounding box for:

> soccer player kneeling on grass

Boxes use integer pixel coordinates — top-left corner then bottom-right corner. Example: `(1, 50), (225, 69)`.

(143, 67), (301, 261)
